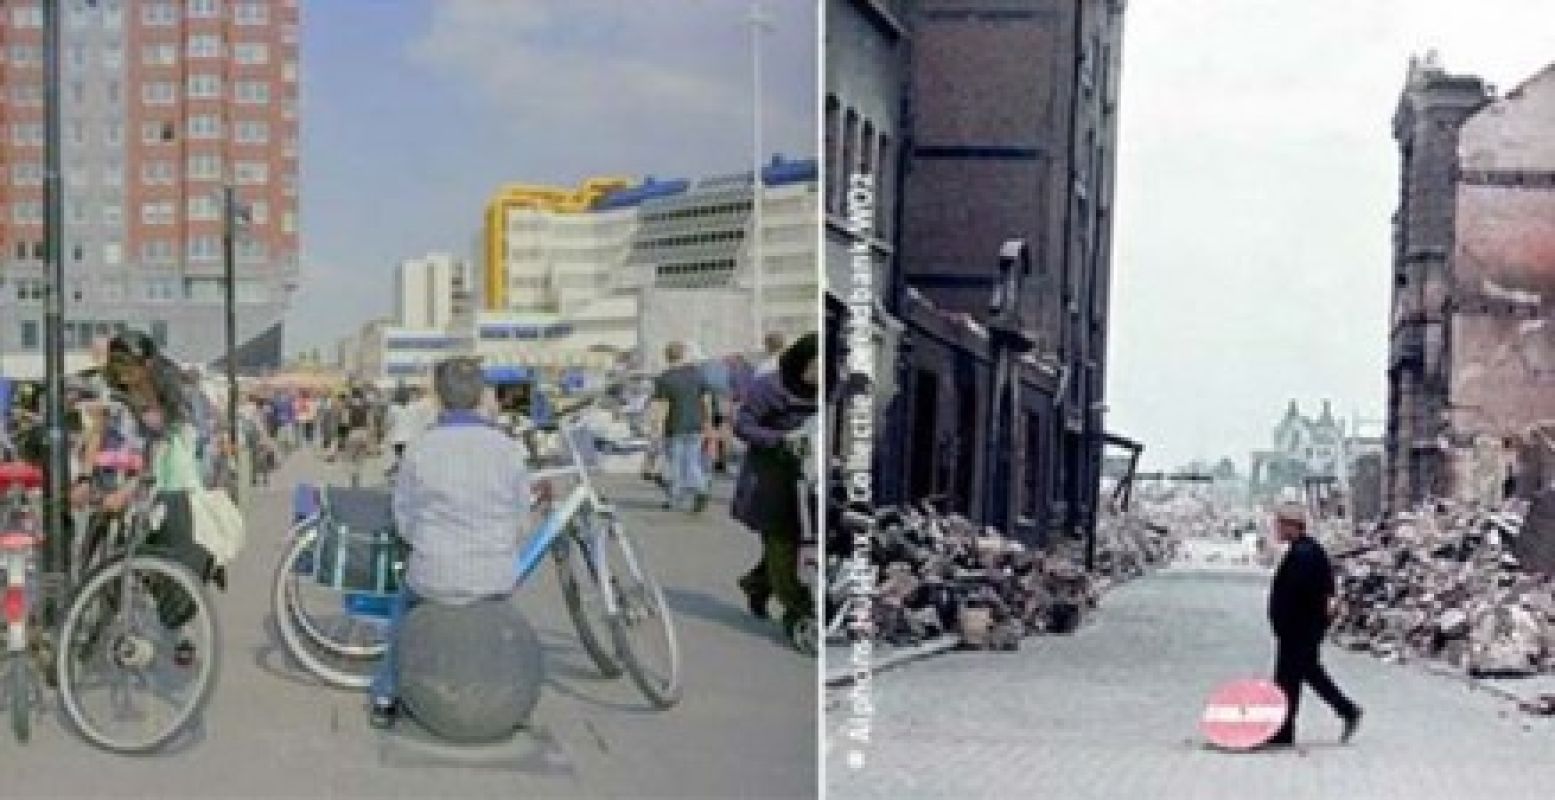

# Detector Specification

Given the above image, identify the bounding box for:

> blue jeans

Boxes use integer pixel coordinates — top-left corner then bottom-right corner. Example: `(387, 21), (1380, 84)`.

(369, 589), (419, 705)
(665, 433), (708, 507)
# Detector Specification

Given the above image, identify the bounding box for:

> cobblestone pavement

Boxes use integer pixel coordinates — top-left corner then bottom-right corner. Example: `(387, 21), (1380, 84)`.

(0, 450), (815, 799)
(826, 543), (1555, 800)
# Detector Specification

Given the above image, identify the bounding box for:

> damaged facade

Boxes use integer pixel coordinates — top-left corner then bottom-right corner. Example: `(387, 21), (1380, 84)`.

(825, 0), (1128, 553)
(1387, 55), (1555, 548)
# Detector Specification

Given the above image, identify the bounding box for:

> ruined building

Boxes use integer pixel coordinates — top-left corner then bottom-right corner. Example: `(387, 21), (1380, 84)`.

(1388, 54), (1555, 556)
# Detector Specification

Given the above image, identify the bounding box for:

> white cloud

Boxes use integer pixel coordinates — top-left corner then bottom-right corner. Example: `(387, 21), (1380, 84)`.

(405, 0), (816, 176)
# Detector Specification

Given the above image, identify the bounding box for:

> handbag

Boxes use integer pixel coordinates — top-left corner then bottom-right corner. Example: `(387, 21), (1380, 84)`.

(190, 487), (246, 567)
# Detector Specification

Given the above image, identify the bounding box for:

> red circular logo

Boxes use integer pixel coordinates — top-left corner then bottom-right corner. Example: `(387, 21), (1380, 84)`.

(1201, 679), (1287, 750)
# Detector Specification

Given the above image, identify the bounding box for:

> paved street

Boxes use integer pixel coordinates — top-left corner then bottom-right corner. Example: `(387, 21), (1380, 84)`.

(1, 450), (815, 800)
(826, 540), (1555, 800)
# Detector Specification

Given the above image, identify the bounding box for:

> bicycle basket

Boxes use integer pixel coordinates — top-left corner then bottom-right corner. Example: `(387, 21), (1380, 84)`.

(313, 487), (405, 596)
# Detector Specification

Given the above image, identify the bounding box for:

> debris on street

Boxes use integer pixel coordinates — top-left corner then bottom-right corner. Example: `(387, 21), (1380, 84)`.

(1327, 498), (1555, 679)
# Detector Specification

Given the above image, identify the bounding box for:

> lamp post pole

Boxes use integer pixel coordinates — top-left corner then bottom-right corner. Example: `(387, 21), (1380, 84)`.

(223, 185), (240, 499)
(749, 2), (771, 349)
(41, 0), (69, 596)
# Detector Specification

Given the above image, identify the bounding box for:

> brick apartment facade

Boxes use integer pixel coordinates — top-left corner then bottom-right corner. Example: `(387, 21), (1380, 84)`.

(826, 0), (1127, 551)
(0, 0), (299, 375)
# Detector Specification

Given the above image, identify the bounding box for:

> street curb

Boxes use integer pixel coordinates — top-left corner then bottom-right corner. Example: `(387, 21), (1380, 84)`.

(1410, 658), (1545, 709)
(824, 637), (961, 687)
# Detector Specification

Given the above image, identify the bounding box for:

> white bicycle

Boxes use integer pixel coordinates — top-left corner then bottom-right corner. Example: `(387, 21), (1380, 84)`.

(272, 396), (683, 708)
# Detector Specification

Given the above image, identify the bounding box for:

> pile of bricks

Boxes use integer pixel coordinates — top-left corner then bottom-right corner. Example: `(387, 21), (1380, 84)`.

(1328, 499), (1553, 677)
(830, 498), (1179, 651)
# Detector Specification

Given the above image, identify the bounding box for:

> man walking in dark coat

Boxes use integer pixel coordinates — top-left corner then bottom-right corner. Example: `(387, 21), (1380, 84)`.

(1266, 497), (1362, 746)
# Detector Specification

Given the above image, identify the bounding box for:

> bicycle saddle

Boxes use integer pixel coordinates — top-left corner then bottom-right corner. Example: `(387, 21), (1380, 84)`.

(0, 462), (43, 493)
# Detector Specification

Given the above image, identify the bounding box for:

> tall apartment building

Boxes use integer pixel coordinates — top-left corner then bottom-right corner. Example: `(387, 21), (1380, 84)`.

(824, 0), (1128, 551)
(0, 0), (300, 377)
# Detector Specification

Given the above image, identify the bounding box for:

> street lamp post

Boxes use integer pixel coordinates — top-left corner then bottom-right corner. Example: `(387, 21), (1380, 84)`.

(222, 185), (245, 499)
(41, 0), (69, 601)
(749, 2), (772, 349)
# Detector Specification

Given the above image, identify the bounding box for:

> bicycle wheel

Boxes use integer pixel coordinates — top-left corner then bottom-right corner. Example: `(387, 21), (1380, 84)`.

(10, 656), (28, 742)
(551, 524), (622, 678)
(56, 554), (219, 754)
(271, 522), (384, 689)
(598, 520), (681, 708)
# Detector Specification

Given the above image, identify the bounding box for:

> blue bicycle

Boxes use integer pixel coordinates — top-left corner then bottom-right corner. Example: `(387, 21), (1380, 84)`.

(270, 400), (682, 709)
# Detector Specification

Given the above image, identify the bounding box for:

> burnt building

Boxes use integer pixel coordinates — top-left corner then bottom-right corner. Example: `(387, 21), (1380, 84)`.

(825, 0), (1128, 552)
(1387, 53), (1555, 519)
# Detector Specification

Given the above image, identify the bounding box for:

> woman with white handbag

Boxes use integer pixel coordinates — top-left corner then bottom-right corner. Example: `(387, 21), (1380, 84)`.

(78, 332), (242, 667)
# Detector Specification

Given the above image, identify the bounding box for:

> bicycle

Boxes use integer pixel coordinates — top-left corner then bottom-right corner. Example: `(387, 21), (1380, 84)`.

(272, 396), (683, 709)
(50, 394), (221, 753)
(0, 458), (44, 742)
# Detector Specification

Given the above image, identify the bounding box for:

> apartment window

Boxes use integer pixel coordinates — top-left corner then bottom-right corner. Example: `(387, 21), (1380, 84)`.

(281, 210), (296, 234)
(187, 34), (222, 59)
(187, 236), (221, 262)
(188, 154), (222, 180)
(141, 242), (175, 266)
(70, 81), (87, 104)
(67, 44), (87, 70)
(72, 243), (85, 263)
(238, 239), (267, 260)
(69, 120), (87, 145)
(11, 202), (42, 224)
(282, 61), (297, 83)
(103, 42), (123, 69)
(10, 84), (41, 106)
(237, 282), (268, 304)
(67, 165), (88, 187)
(69, 201), (90, 224)
(187, 115), (221, 140)
(248, 200), (268, 225)
(106, 81), (121, 105)
(11, 163), (43, 186)
(103, 242), (123, 265)
(234, 2), (266, 24)
(187, 0), (219, 18)
(234, 161), (268, 185)
(103, 0), (122, 28)
(141, 160), (177, 185)
(142, 82), (177, 105)
(21, 321), (40, 350)
(234, 80), (269, 104)
(102, 203), (122, 225)
(187, 74), (221, 99)
(11, 5), (43, 27)
(187, 196), (220, 221)
(103, 160), (123, 186)
(143, 43), (177, 66)
(234, 121), (268, 145)
(141, 201), (176, 225)
(143, 2), (177, 26)
(9, 45), (42, 66)
(233, 42), (268, 65)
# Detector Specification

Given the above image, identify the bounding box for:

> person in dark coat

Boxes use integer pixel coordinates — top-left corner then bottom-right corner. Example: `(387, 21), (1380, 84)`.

(1266, 498), (1362, 746)
(731, 333), (819, 641)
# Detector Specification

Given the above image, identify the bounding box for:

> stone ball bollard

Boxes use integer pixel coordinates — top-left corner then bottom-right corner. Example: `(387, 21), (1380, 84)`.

(398, 597), (545, 743)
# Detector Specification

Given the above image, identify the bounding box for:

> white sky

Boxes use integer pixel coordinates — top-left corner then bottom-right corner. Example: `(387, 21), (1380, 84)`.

(1106, 0), (1555, 471)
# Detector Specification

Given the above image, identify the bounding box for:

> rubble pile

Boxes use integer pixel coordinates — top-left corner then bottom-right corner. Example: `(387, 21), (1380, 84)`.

(829, 499), (1182, 652)
(1329, 499), (1554, 677)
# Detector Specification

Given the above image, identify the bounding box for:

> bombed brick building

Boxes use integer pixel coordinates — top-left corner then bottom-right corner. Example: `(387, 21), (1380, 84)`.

(1388, 54), (1555, 562)
(825, 0), (1128, 552)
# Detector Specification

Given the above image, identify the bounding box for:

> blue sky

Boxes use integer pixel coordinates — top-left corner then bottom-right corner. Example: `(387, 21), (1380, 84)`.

(292, 0), (817, 354)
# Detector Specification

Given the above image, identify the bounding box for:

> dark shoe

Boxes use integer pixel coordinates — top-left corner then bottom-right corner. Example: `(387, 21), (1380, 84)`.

(692, 493), (709, 513)
(172, 639), (196, 669)
(661, 500), (675, 511)
(1340, 709), (1362, 744)
(739, 583), (770, 619)
(368, 698), (398, 730)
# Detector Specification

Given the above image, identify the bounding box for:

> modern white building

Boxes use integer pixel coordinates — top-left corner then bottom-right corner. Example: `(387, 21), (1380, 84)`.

(396, 252), (464, 331)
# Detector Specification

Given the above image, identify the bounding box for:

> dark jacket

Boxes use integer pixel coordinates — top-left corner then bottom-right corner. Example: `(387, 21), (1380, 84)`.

(1267, 535), (1335, 641)
(730, 373), (816, 536)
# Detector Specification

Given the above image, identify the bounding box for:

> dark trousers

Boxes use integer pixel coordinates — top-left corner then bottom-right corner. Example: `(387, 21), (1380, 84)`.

(1272, 633), (1357, 742)
(739, 528), (812, 627)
